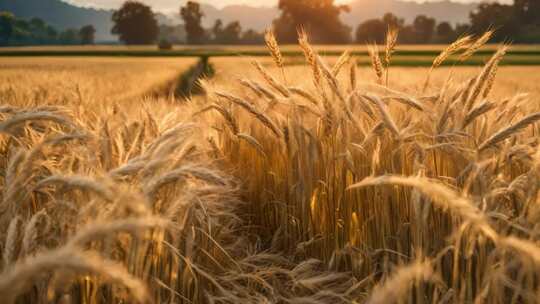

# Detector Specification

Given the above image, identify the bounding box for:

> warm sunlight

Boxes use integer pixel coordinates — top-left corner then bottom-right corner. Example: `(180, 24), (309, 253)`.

(1, 0), (539, 303)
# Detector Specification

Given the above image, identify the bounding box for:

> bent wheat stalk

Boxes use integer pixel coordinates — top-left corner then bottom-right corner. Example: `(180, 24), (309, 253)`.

(478, 112), (540, 151)
(0, 248), (149, 304)
(367, 260), (434, 304)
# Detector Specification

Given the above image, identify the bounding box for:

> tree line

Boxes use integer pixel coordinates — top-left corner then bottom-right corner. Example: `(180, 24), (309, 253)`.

(111, 1), (263, 46)
(356, 13), (466, 45)
(0, 12), (95, 46)
(1, 0), (539, 46)
(179, 1), (263, 45)
(116, 0), (539, 45)
(356, 1), (540, 44)
(276, 0), (540, 44)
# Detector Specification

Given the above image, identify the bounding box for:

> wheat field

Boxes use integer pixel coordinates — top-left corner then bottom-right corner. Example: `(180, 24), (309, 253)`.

(0, 57), (199, 103)
(2, 32), (540, 304)
(209, 57), (540, 98)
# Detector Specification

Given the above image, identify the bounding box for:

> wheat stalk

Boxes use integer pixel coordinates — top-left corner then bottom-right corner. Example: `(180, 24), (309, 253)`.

(364, 94), (400, 138)
(0, 248), (149, 304)
(462, 100), (496, 129)
(460, 30), (494, 61)
(298, 29), (322, 85)
(289, 87), (320, 106)
(264, 29), (286, 82)
(465, 45), (509, 109)
(349, 175), (499, 240)
(368, 44), (384, 85)
(436, 35), (473, 68)
(0, 111), (76, 134)
(66, 217), (169, 247)
(367, 260), (434, 304)
(384, 26), (399, 86)
(424, 35), (473, 90)
(34, 175), (115, 202)
(240, 79), (278, 101)
(478, 112), (540, 151)
(195, 104), (239, 135)
(332, 50), (351, 76)
(350, 59), (357, 92)
(236, 133), (267, 158)
(21, 210), (49, 257)
(251, 61), (290, 98)
(482, 62), (499, 98)
(317, 55), (346, 102)
(216, 91), (282, 138)
(3, 216), (22, 269)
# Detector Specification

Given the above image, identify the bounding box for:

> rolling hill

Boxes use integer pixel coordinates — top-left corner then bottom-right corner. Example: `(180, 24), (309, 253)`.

(0, 0), (115, 41)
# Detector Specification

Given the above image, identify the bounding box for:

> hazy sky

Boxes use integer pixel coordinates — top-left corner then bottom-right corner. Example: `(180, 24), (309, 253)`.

(67, 0), (506, 12)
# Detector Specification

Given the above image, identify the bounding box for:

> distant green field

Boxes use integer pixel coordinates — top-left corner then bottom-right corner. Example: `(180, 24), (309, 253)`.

(1, 44), (540, 66)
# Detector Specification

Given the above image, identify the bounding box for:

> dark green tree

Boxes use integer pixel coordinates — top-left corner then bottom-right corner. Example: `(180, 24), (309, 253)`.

(514, 0), (540, 42)
(12, 18), (30, 43)
(436, 22), (455, 43)
(211, 19), (243, 44)
(514, 0), (540, 26)
(45, 25), (58, 42)
(223, 21), (242, 44)
(273, 0), (351, 44)
(159, 24), (187, 44)
(382, 13), (404, 30)
(454, 23), (471, 37)
(0, 12), (15, 46)
(214, 21), (242, 44)
(413, 15), (436, 43)
(79, 25), (96, 45)
(14, 17), (58, 45)
(212, 19), (223, 42)
(355, 19), (385, 44)
(112, 1), (158, 45)
(399, 25), (417, 44)
(180, 1), (206, 44)
(58, 28), (80, 45)
(29, 18), (47, 43)
(0, 13), (65, 45)
(241, 29), (264, 45)
(469, 3), (519, 42)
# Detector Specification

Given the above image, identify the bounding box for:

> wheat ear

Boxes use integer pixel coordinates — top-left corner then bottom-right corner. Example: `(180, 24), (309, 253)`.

(424, 35), (473, 90)
(298, 28), (321, 85)
(264, 29), (286, 82)
(368, 44), (384, 85)
(384, 26), (399, 86)
(478, 112), (540, 152)
(460, 30), (494, 61)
